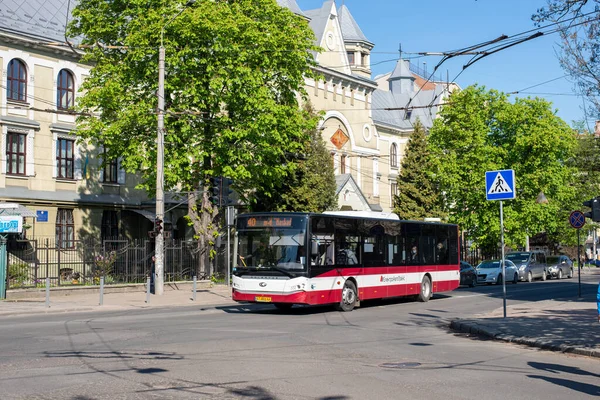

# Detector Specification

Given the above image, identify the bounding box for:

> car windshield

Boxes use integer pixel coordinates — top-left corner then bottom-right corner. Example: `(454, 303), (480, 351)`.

(546, 256), (560, 264)
(506, 253), (530, 264)
(477, 261), (501, 269)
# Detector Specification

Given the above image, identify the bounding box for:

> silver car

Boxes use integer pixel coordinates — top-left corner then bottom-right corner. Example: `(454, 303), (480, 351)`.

(546, 255), (574, 279)
(506, 251), (547, 282)
(476, 259), (519, 285)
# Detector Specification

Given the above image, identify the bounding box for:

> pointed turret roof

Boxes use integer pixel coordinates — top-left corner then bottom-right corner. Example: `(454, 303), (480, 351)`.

(389, 59), (415, 81)
(338, 4), (372, 46)
(276, 0), (307, 18)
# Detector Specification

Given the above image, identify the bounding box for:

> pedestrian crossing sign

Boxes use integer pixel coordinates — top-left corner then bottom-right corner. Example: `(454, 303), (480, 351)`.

(485, 169), (516, 201)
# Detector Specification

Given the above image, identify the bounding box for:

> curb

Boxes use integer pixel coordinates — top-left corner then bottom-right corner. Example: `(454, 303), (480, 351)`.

(450, 320), (600, 359)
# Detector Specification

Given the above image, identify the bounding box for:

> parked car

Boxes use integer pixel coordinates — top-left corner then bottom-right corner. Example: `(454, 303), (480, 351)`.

(476, 259), (519, 285)
(546, 255), (573, 279)
(460, 261), (477, 287)
(505, 251), (547, 282)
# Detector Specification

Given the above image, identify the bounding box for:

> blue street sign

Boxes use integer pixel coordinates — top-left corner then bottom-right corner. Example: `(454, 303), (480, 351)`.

(570, 210), (586, 229)
(485, 169), (516, 201)
(36, 210), (48, 222)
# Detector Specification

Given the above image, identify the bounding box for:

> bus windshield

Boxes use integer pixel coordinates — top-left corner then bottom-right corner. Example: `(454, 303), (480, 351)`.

(236, 215), (307, 273)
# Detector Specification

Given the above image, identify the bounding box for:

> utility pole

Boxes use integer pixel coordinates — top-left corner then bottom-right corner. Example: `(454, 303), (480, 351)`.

(155, 42), (166, 295)
(155, 0), (196, 295)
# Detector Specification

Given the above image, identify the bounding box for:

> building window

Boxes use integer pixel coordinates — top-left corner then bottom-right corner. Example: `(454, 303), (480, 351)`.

(6, 133), (26, 175)
(340, 154), (347, 174)
(56, 209), (75, 248)
(56, 138), (75, 179)
(361, 53), (368, 67)
(347, 52), (355, 65)
(391, 182), (398, 198)
(103, 148), (118, 183)
(7, 59), (27, 102)
(101, 210), (119, 239)
(57, 69), (75, 110)
(390, 143), (398, 168)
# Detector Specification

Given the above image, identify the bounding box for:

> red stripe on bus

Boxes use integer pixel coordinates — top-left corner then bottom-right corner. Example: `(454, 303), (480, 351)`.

(232, 279), (459, 306)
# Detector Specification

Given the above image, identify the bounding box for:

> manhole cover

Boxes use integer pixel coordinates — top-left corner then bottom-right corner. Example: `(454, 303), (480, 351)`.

(379, 362), (422, 369)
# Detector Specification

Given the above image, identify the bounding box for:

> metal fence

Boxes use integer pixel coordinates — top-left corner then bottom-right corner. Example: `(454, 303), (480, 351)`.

(5, 237), (216, 289)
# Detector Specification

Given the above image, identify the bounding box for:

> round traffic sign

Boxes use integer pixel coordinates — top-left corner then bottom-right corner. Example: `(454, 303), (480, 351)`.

(569, 210), (586, 229)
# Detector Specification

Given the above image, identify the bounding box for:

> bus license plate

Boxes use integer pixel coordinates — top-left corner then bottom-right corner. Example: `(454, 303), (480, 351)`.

(255, 296), (272, 302)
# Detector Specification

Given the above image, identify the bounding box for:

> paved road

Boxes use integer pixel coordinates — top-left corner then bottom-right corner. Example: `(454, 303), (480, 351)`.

(1, 275), (599, 399)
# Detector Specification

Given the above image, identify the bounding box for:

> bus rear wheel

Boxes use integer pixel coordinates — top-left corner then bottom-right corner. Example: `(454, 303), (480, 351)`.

(417, 276), (432, 302)
(336, 280), (357, 312)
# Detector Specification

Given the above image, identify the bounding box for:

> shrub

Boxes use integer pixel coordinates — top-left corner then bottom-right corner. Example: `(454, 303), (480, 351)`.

(89, 251), (116, 283)
(8, 262), (30, 287)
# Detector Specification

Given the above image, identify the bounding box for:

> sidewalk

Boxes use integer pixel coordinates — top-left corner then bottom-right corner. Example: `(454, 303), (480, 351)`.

(450, 267), (600, 359)
(0, 282), (237, 317)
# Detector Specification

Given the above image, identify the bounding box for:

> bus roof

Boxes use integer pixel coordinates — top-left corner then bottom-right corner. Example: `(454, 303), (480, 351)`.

(323, 211), (399, 220)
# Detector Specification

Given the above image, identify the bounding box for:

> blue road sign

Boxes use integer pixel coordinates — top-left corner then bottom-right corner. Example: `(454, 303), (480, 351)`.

(485, 169), (516, 201)
(570, 210), (586, 229)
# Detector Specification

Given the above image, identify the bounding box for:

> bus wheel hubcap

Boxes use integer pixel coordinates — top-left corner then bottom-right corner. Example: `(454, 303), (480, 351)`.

(343, 287), (354, 304)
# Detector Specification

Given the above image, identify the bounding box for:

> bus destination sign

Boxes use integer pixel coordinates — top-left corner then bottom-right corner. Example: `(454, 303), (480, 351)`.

(246, 217), (293, 228)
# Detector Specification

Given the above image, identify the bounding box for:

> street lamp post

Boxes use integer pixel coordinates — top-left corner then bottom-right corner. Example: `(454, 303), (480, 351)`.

(155, 1), (195, 295)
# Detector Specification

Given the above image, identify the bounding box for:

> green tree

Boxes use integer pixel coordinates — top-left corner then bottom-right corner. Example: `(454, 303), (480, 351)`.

(252, 104), (338, 212)
(68, 0), (319, 272)
(533, 1), (600, 118)
(394, 119), (444, 220)
(428, 85), (578, 251)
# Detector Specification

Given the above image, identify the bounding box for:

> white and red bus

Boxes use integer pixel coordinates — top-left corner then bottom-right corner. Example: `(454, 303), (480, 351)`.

(231, 211), (460, 311)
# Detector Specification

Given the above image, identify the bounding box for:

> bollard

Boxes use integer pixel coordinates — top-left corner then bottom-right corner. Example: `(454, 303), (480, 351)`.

(45, 277), (50, 308)
(145, 276), (151, 303)
(99, 276), (104, 306)
(193, 275), (197, 301)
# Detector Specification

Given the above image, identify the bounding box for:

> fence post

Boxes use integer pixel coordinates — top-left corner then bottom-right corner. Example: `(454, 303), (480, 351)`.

(146, 276), (151, 303)
(45, 277), (50, 308)
(99, 276), (104, 306)
(57, 239), (61, 286)
(0, 235), (7, 300)
(193, 275), (197, 301)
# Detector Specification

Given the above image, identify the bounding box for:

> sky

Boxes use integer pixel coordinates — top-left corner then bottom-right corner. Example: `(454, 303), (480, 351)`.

(298, 0), (592, 130)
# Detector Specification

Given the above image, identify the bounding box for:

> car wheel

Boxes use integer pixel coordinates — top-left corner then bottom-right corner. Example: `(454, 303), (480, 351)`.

(274, 303), (293, 311)
(527, 271), (533, 283)
(558, 269), (563, 280)
(497, 274), (503, 285)
(568, 268), (573, 278)
(542, 271), (547, 281)
(336, 280), (357, 312)
(513, 273), (518, 284)
(417, 275), (432, 302)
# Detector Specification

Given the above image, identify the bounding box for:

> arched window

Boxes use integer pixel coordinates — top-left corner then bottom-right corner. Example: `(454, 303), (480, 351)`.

(7, 59), (27, 102)
(57, 69), (75, 110)
(390, 143), (398, 168)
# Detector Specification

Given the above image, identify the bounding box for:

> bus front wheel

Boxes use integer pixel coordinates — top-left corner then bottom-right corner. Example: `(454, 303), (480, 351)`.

(417, 276), (432, 302)
(336, 280), (357, 312)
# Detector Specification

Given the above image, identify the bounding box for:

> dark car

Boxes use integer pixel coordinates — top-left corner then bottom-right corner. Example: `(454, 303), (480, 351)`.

(460, 261), (477, 287)
(546, 255), (573, 279)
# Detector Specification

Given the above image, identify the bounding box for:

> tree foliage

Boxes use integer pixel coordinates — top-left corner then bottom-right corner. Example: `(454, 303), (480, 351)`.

(533, 1), (600, 119)
(68, 0), (319, 270)
(69, 0), (318, 202)
(252, 104), (338, 212)
(428, 85), (578, 250)
(393, 119), (444, 220)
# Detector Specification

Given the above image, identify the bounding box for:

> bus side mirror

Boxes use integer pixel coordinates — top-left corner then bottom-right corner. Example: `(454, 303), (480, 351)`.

(311, 242), (319, 256)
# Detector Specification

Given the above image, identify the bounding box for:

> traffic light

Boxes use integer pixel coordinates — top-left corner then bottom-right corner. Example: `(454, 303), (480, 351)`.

(583, 197), (600, 222)
(154, 217), (163, 234)
(222, 177), (234, 205)
(209, 176), (222, 206)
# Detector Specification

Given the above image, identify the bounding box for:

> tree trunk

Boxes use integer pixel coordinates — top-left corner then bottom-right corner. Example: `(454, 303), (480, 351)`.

(188, 190), (219, 278)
